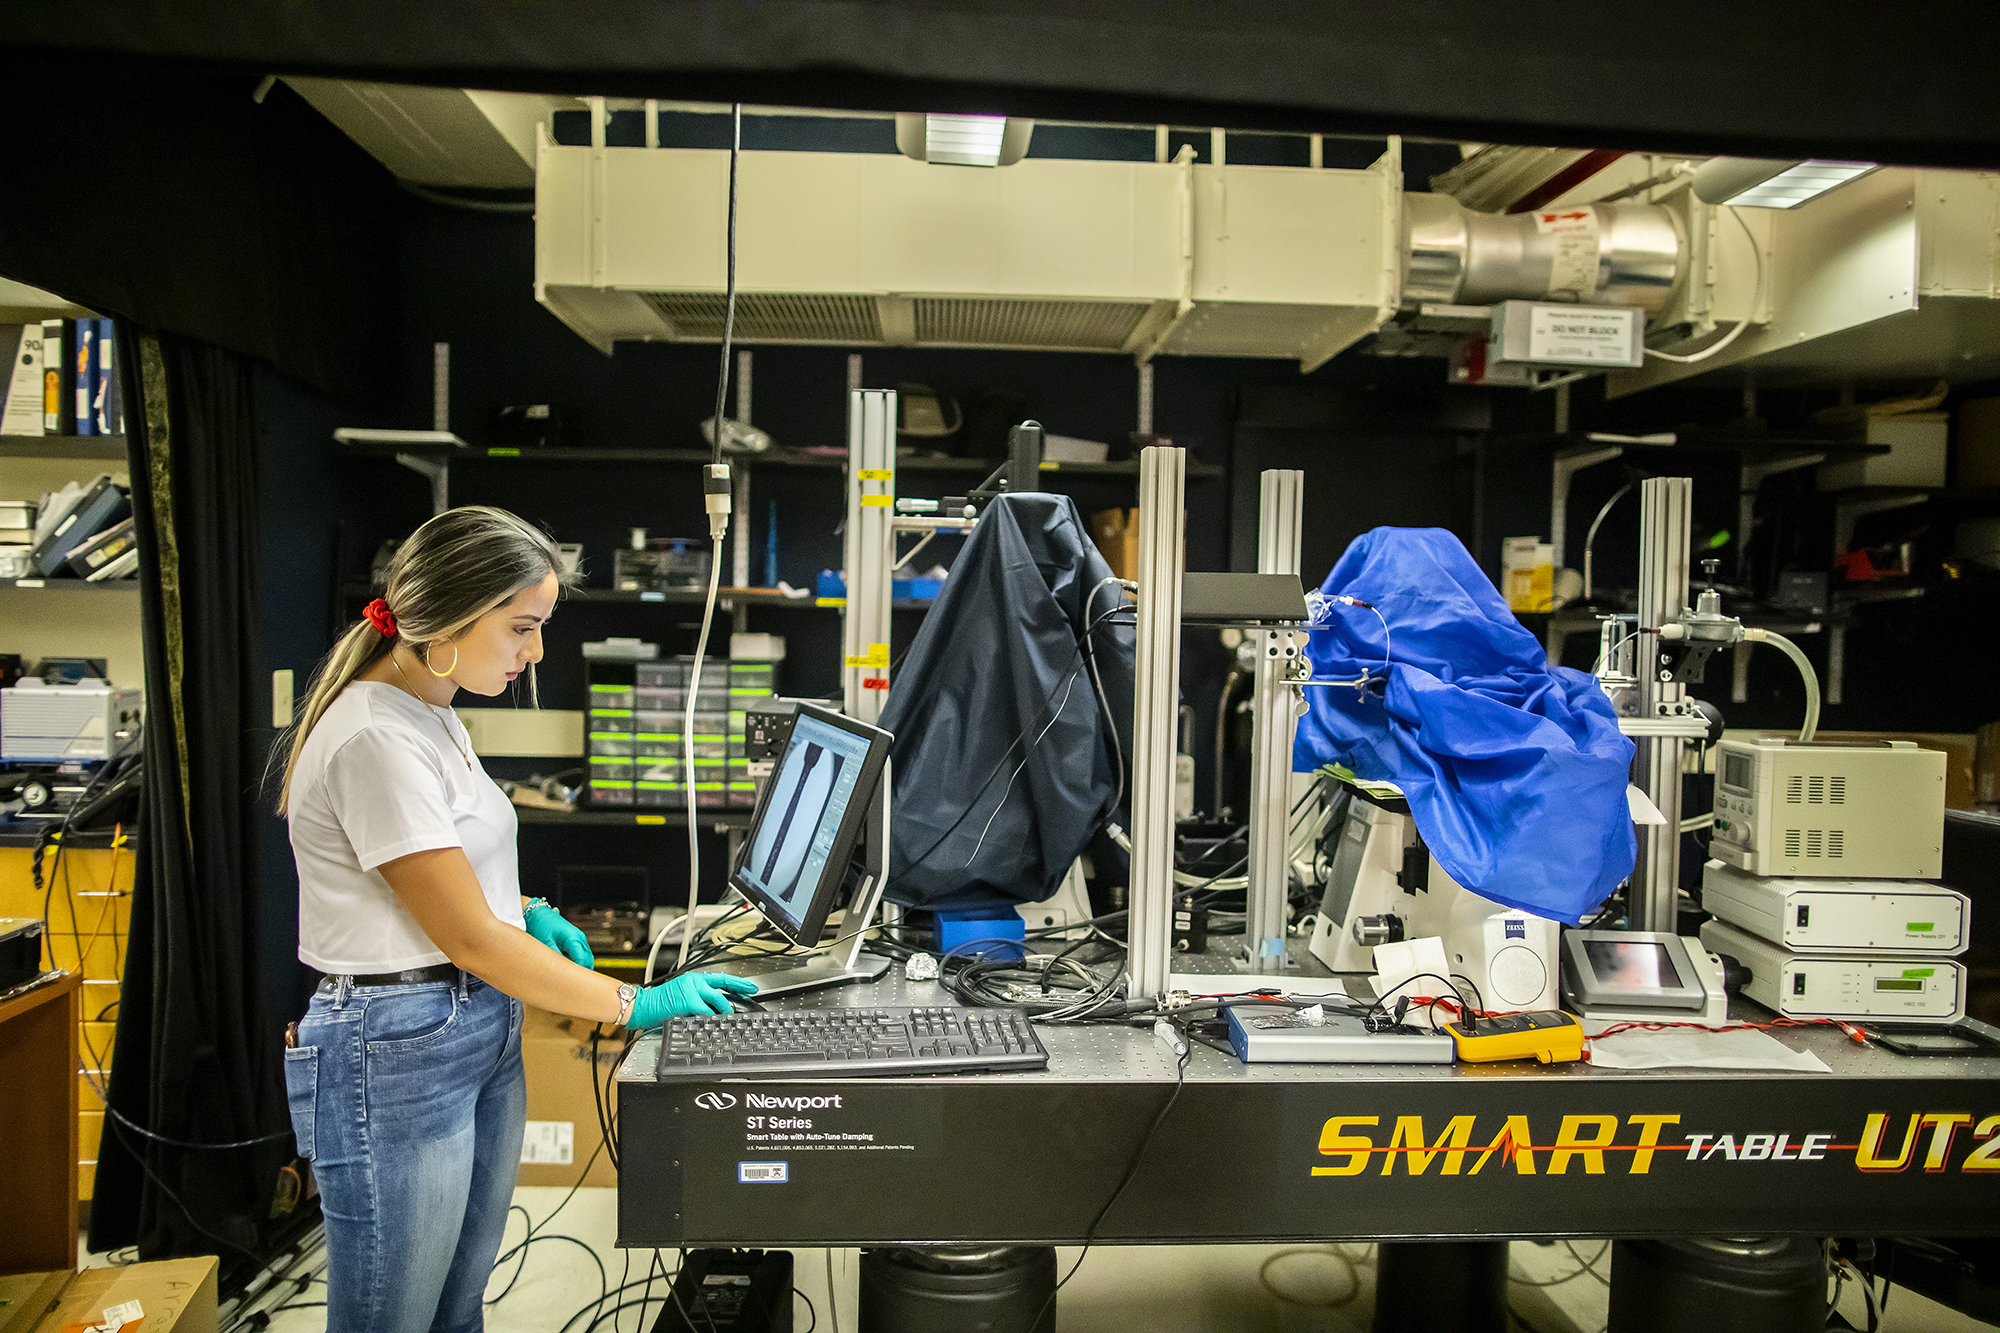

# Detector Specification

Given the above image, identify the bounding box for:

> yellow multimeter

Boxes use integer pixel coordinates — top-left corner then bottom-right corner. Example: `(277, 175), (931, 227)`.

(1442, 1010), (1586, 1064)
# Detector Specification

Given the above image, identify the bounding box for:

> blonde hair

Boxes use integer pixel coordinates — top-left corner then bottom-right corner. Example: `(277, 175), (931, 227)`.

(274, 505), (571, 814)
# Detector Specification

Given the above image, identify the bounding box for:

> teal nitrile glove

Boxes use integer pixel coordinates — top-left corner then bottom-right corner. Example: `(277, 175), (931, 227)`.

(523, 900), (595, 968)
(626, 972), (761, 1029)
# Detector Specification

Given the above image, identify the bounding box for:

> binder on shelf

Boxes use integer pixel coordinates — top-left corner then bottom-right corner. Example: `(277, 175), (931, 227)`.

(0, 322), (43, 435)
(93, 317), (120, 437)
(40, 318), (63, 434)
(65, 515), (136, 579)
(86, 545), (140, 581)
(71, 319), (96, 435)
(29, 473), (129, 575)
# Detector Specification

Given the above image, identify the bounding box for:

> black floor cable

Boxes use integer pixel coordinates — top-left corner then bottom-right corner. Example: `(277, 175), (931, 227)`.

(1028, 1040), (1191, 1330)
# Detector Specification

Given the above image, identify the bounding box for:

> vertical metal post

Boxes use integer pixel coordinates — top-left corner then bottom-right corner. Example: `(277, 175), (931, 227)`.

(1632, 477), (1692, 932)
(732, 349), (753, 631)
(843, 389), (896, 725)
(431, 343), (450, 432)
(1128, 446), (1186, 999)
(1009, 420), (1044, 491)
(1137, 362), (1154, 437)
(1246, 470), (1304, 964)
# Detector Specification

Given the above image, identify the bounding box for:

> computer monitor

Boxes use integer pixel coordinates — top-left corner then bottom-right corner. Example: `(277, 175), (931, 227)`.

(718, 704), (894, 995)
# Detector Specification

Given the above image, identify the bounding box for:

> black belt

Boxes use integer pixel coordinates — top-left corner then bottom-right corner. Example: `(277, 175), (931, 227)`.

(318, 963), (460, 990)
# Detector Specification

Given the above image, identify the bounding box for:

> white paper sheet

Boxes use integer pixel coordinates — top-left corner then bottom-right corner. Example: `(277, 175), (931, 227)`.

(1588, 1025), (1832, 1073)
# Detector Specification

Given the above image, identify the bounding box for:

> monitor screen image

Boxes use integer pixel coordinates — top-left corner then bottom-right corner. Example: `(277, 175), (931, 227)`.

(1583, 939), (1683, 990)
(735, 711), (877, 935)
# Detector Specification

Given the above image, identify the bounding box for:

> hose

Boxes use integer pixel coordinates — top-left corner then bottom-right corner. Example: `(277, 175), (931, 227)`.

(1581, 481), (1634, 601)
(1213, 667), (1247, 816)
(1743, 628), (1820, 742)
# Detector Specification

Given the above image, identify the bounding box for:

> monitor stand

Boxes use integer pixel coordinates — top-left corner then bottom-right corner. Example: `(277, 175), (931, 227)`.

(714, 759), (895, 999)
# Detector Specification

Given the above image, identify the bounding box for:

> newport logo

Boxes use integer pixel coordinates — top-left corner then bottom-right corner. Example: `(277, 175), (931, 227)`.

(694, 1092), (739, 1110)
(746, 1093), (845, 1110)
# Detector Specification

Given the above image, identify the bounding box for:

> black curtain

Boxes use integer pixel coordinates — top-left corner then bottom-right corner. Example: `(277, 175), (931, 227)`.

(5, 4), (2000, 167)
(0, 64), (397, 410)
(91, 326), (291, 1259)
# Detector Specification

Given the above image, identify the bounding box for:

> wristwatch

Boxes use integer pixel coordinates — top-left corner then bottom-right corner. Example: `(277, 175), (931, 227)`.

(615, 983), (638, 1027)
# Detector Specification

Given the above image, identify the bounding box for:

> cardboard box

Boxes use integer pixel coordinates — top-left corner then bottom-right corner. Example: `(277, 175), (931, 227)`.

(1817, 413), (1949, 491)
(32, 1257), (218, 1333)
(1977, 720), (2000, 808)
(1089, 508), (1138, 581)
(0, 1272), (70, 1333)
(1501, 536), (1554, 613)
(518, 1007), (620, 1189)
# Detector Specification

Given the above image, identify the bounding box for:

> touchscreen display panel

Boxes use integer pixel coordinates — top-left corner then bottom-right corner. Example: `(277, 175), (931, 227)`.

(1583, 939), (1683, 991)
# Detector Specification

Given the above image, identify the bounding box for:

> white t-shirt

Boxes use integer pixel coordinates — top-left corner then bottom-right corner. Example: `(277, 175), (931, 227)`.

(288, 680), (525, 973)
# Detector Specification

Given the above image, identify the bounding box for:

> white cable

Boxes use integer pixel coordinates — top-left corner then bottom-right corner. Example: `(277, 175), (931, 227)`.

(1644, 207), (1764, 364)
(674, 548), (725, 977)
(1303, 596), (1392, 693)
(671, 103), (741, 980)
(965, 668), (1080, 866)
(643, 920), (671, 987)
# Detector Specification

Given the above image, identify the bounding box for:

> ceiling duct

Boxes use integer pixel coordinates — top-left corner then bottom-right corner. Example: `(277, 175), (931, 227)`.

(534, 131), (1404, 369)
(1402, 194), (1684, 310)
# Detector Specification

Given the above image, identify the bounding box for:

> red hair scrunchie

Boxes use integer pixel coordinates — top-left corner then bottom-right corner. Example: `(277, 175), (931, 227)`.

(363, 598), (398, 638)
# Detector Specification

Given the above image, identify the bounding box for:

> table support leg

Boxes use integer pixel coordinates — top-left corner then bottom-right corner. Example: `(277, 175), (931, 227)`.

(1371, 1239), (1508, 1333)
(1607, 1235), (1825, 1332)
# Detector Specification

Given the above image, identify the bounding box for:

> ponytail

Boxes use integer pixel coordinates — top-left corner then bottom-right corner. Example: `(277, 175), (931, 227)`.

(272, 618), (396, 814)
(272, 505), (568, 814)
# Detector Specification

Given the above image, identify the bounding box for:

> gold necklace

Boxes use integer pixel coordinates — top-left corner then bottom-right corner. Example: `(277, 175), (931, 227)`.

(390, 648), (473, 769)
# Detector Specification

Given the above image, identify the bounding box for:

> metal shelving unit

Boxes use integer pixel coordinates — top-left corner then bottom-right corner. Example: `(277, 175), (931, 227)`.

(514, 806), (753, 830)
(335, 435), (1225, 479)
(0, 435), (128, 461)
(5, 579), (139, 592)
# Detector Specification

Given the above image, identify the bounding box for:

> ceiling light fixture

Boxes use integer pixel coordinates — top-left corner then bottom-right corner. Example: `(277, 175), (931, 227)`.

(1690, 157), (1878, 209)
(894, 113), (1034, 167)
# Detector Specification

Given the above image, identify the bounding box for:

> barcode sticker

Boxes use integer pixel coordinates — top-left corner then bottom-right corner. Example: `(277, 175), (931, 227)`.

(520, 1121), (574, 1165)
(88, 1300), (144, 1333)
(738, 1161), (788, 1183)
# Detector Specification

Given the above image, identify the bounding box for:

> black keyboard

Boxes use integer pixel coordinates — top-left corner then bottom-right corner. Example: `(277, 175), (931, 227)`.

(653, 1006), (1050, 1080)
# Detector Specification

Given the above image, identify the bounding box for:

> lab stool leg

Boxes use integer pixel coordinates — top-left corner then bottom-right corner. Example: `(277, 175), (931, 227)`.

(1370, 1239), (1508, 1333)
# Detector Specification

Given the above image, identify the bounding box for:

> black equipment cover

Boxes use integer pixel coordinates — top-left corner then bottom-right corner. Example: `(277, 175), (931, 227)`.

(879, 494), (1132, 913)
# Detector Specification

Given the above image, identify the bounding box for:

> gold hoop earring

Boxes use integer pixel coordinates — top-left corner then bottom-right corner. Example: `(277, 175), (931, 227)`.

(425, 645), (459, 679)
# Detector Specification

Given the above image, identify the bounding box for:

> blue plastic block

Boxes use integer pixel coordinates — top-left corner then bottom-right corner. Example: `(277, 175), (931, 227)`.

(937, 913), (1027, 963)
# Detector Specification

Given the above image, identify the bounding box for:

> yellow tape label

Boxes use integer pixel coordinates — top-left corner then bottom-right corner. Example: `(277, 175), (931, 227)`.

(844, 644), (892, 668)
(860, 494), (894, 507)
(857, 468), (894, 481)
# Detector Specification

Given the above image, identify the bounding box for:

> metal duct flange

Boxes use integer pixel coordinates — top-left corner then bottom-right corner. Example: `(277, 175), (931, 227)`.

(1402, 193), (1683, 311)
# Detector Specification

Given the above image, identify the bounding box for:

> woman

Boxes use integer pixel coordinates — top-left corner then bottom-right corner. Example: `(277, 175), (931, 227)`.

(277, 506), (756, 1333)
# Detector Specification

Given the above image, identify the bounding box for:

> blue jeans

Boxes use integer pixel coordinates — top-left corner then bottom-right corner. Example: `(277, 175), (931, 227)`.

(284, 975), (526, 1333)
